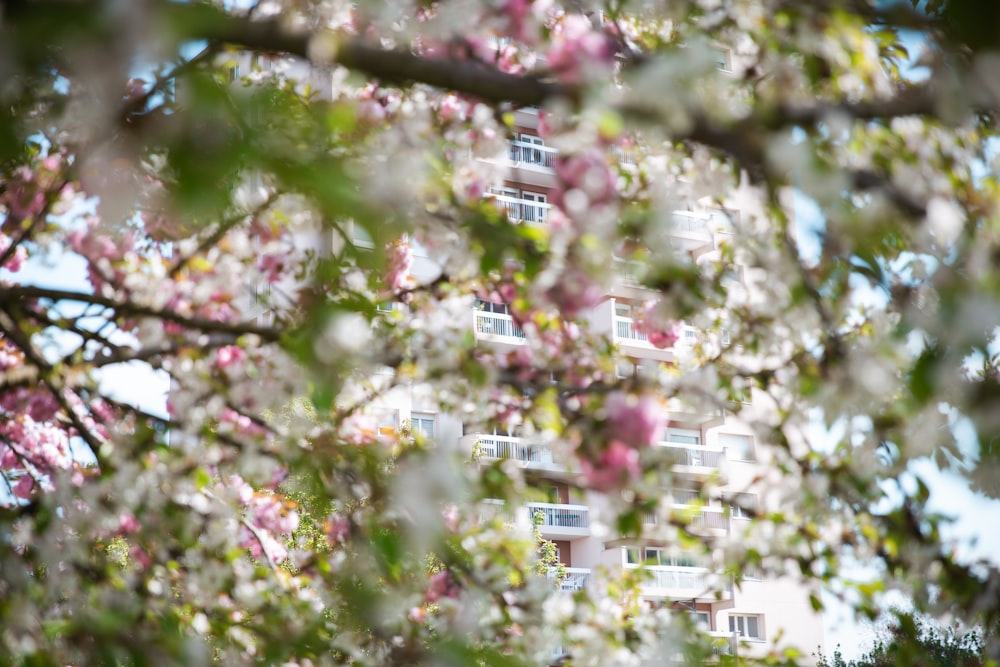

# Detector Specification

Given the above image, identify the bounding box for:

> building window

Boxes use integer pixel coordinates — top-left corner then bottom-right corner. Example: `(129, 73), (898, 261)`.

(615, 301), (640, 319)
(515, 133), (546, 164)
(475, 299), (510, 315)
(741, 564), (762, 581)
(669, 488), (700, 505)
(728, 493), (756, 519)
(729, 614), (763, 639)
(616, 358), (638, 379)
(714, 48), (732, 72)
(410, 412), (436, 439)
(375, 410), (398, 436)
(719, 433), (755, 461)
(667, 428), (701, 446)
(627, 547), (697, 567)
(519, 190), (547, 223)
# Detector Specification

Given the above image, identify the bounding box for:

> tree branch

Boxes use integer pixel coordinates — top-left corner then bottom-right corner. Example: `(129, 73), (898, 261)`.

(0, 285), (283, 342)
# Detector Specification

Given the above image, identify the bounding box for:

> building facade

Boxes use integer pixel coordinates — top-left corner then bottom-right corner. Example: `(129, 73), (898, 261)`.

(356, 105), (824, 660)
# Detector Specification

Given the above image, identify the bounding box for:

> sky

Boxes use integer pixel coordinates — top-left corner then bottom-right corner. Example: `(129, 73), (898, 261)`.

(11, 247), (171, 418)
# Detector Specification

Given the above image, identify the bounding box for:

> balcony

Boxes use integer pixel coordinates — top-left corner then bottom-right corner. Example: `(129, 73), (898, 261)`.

(708, 631), (739, 656)
(660, 443), (728, 481)
(490, 193), (550, 225)
(643, 504), (730, 535)
(528, 502), (591, 539)
(496, 140), (558, 188)
(464, 433), (562, 472)
(671, 210), (713, 243)
(473, 310), (526, 345)
(626, 564), (732, 601)
(509, 140), (558, 169)
(612, 315), (699, 362)
(554, 567), (592, 591)
(477, 500), (589, 539)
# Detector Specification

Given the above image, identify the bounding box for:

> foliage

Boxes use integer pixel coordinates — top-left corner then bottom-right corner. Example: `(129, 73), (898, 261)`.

(2, 0), (1000, 666)
(818, 614), (986, 667)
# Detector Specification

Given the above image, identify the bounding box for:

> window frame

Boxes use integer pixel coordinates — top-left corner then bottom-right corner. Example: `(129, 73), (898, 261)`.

(667, 428), (702, 446)
(728, 613), (763, 640)
(728, 493), (757, 520)
(718, 433), (756, 462)
(409, 412), (436, 439)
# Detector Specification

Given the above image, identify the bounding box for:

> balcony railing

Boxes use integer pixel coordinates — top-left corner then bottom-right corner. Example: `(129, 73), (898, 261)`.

(708, 631), (739, 655)
(628, 564), (711, 590)
(528, 502), (589, 530)
(680, 506), (730, 531)
(614, 315), (647, 343)
(615, 146), (637, 165)
(490, 193), (550, 224)
(672, 211), (712, 234)
(509, 140), (558, 168)
(474, 434), (553, 466)
(612, 257), (645, 286)
(474, 311), (526, 341)
(660, 443), (726, 469)
(556, 567), (592, 591)
(643, 505), (729, 532)
(479, 498), (514, 523)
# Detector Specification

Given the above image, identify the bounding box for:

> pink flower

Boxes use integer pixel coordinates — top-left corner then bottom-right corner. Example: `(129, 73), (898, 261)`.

(637, 303), (682, 349)
(441, 504), (460, 532)
(604, 391), (663, 446)
(258, 253), (285, 283)
(502, 0), (532, 42)
(546, 15), (615, 83)
(118, 513), (141, 534)
(326, 513), (351, 545)
(425, 570), (460, 603)
(0, 233), (28, 273)
(2, 167), (46, 222)
(580, 440), (641, 492)
(545, 266), (603, 317)
(130, 545), (153, 570)
(247, 493), (299, 535)
(385, 236), (415, 293)
(341, 412), (379, 445)
(13, 475), (35, 500)
(439, 94), (467, 122)
(220, 408), (267, 438)
(216, 345), (246, 369)
(552, 150), (617, 210)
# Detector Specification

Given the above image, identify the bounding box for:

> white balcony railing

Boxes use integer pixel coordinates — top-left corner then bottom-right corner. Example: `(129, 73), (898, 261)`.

(490, 193), (550, 224)
(613, 257), (645, 285)
(661, 443), (726, 470)
(509, 140), (558, 168)
(672, 211), (712, 234)
(479, 498), (514, 523)
(614, 315), (647, 343)
(627, 564), (716, 593)
(708, 631), (739, 655)
(474, 434), (553, 466)
(474, 310), (526, 341)
(528, 502), (590, 530)
(680, 506), (730, 531)
(644, 505), (729, 532)
(557, 567), (592, 591)
(615, 146), (637, 165)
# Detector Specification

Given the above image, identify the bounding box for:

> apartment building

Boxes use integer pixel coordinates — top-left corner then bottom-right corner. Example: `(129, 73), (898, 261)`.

(352, 104), (824, 660)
